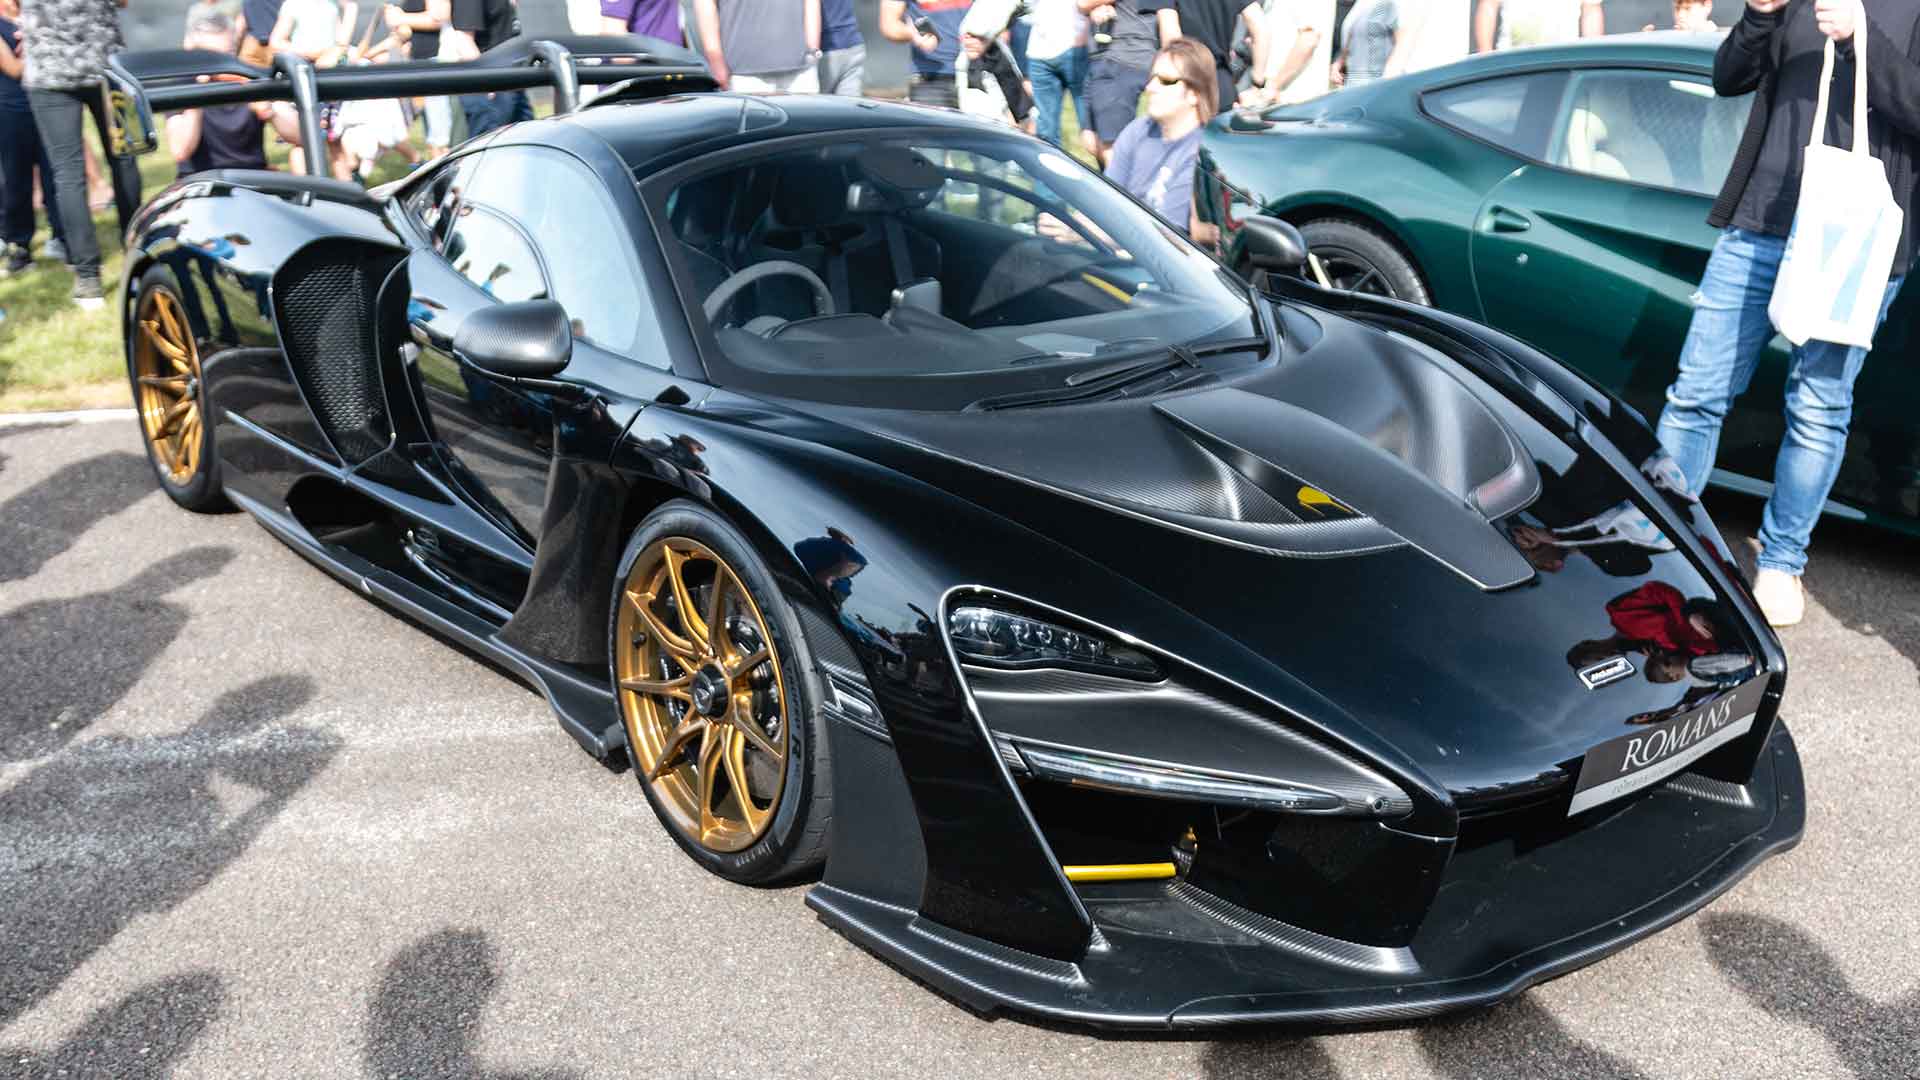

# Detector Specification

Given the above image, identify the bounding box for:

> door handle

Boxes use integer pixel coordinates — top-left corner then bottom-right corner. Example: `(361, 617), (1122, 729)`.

(1486, 206), (1533, 234)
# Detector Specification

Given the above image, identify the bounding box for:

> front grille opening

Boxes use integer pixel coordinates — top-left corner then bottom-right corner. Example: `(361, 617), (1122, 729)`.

(1020, 781), (1202, 880)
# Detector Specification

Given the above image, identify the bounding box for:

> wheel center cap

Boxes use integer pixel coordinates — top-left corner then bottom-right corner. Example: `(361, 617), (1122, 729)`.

(690, 666), (729, 718)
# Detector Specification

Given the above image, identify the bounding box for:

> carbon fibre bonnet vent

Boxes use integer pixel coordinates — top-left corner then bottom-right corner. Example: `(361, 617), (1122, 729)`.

(273, 239), (405, 464)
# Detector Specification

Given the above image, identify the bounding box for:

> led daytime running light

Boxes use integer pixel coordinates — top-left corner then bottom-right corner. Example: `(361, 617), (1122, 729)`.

(948, 605), (1160, 679)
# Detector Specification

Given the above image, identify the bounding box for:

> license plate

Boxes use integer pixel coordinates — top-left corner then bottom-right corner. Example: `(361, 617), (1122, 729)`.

(1567, 678), (1769, 817)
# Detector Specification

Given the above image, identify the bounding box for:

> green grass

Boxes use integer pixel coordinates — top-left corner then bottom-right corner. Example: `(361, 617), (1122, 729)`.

(0, 148), (179, 412)
(0, 129), (424, 412)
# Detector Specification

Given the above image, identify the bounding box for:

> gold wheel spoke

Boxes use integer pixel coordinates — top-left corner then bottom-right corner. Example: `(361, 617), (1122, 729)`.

(620, 673), (693, 702)
(646, 716), (708, 781)
(663, 547), (711, 654)
(730, 693), (781, 760)
(179, 410), (201, 474)
(695, 722), (726, 839)
(138, 373), (189, 393)
(158, 398), (193, 435)
(723, 730), (766, 831)
(155, 294), (188, 346)
(728, 645), (769, 681)
(705, 570), (731, 664)
(626, 587), (699, 663)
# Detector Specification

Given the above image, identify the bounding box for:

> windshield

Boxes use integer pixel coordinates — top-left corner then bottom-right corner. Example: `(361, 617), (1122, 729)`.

(658, 130), (1257, 407)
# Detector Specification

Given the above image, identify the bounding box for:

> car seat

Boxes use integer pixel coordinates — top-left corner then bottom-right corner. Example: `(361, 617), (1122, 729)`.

(1579, 80), (1676, 188)
(1564, 107), (1630, 181)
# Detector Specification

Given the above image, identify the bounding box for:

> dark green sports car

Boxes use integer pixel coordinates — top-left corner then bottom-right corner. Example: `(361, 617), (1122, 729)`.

(1196, 32), (1919, 539)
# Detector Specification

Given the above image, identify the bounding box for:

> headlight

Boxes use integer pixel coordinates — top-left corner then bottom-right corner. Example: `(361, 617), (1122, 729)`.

(947, 605), (1161, 680)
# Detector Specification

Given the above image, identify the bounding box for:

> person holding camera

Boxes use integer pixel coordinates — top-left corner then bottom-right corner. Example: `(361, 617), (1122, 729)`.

(881, 0), (972, 108)
(1656, 0), (1920, 625)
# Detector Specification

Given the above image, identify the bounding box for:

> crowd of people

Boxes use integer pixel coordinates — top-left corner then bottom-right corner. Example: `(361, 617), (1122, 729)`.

(0, 0), (528, 306)
(0, 0), (1739, 309)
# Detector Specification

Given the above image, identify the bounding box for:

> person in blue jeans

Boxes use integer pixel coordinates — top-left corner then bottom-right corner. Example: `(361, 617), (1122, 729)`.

(0, 4), (64, 274)
(1025, 0), (1089, 147)
(1657, 0), (1920, 626)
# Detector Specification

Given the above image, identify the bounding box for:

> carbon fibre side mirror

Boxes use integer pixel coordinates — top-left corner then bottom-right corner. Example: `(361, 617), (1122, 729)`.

(1239, 214), (1307, 274)
(453, 300), (573, 379)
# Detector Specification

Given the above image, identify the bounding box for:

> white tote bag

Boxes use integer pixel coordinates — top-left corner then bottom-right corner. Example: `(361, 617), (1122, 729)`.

(1767, 31), (1905, 349)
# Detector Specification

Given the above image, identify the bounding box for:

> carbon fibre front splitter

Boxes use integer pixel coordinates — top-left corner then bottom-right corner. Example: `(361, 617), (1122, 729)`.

(807, 721), (1804, 1029)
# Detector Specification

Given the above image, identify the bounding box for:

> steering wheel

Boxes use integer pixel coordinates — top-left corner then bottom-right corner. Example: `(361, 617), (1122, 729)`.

(702, 261), (835, 327)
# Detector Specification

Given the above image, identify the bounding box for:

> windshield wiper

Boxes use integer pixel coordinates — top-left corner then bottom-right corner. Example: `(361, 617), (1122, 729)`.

(965, 345), (1204, 411)
(1063, 343), (1200, 387)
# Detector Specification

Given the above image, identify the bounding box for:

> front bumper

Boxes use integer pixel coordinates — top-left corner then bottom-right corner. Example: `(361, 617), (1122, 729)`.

(807, 719), (1804, 1029)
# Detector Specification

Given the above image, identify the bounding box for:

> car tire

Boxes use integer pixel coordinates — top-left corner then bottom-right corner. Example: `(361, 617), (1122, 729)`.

(126, 263), (232, 513)
(608, 500), (833, 885)
(1299, 218), (1432, 305)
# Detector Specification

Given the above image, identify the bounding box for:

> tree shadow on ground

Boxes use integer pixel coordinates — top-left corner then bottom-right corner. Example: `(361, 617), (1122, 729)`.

(0, 544), (234, 762)
(0, 673), (339, 1029)
(1198, 1031), (1342, 1079)
(1416, 996), (1651, 1080)
(1702, 911), (1919, 1080)
(365, 929), (583, 1080)
(0, 450), (152, 583)
(0, 971), (225, 1080)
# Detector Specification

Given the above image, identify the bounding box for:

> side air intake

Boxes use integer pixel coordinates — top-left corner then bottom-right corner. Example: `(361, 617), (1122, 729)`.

(273, 238), (406, 464)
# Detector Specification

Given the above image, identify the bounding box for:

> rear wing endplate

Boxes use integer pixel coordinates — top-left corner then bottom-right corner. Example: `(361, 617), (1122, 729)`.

(103, 34), (716, 177)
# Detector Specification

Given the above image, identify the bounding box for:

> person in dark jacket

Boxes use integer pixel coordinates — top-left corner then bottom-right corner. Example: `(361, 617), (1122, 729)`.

(1655, 0), (1920, 627)
(19, 0), (144, 307)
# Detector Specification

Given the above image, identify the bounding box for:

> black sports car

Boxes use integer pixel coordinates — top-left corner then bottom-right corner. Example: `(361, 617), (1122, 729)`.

(114, 38), (1802, 1029)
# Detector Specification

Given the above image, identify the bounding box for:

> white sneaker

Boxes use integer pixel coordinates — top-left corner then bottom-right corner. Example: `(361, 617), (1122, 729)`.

(1751, 568), (1805, 628)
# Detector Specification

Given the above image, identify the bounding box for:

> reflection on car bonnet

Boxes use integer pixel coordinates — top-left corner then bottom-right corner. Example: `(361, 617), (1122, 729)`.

(1551, 501), (1676, 552)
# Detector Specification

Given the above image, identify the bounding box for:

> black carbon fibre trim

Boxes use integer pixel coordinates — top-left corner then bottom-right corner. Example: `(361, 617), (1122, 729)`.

(1667, 771), (1755, 808)
(1165, 881), (1418, 975)
(1156, 387), (1536, 590)
(907, 916), (1083, 985)
(821, 659), (889, 743)
(274, 239), (404, 464)
(963, 665), (1413, 818)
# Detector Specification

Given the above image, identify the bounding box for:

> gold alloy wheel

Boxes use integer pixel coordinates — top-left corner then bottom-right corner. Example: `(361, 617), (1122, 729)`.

(133, 287), (205, 486)
(615, 537), (789, 853)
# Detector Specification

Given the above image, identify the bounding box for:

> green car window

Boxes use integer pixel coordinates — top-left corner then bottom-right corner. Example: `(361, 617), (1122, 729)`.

(1422, 72), (1568, 161)
(1551, 71), (1754, 197)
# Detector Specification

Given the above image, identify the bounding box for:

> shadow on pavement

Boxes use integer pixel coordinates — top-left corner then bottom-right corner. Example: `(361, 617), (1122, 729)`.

(0, 673), (339, 1029)
(1416, 996), (1651, 1080)
(0, 544), (235, 762)
(1702, 911), (1919, 1080)
(1796, 520), (1920, 688)
(1706, 491), (1920, 686)
(1199, 1032), (1341, 1078)
(0, 450), (152, 583)
(365, 928), (583, 1080)
(0, 971), (225, 1080)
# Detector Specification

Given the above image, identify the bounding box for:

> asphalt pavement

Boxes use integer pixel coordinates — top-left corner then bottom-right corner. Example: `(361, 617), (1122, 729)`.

(2, 415), (1916, 1079)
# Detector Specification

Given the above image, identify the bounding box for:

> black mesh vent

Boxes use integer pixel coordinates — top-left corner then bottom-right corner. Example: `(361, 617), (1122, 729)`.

(275, 241), (404, 464)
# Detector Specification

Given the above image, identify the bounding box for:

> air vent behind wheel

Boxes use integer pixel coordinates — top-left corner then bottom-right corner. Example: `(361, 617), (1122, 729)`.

(273, 239), (405, 464)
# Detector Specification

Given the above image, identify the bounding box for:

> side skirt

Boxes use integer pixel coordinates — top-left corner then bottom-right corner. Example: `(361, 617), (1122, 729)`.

(227, 486), (630, 770)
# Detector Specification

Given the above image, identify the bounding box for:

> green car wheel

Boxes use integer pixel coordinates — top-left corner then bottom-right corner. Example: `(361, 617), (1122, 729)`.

(1301, 219), (1432, 305)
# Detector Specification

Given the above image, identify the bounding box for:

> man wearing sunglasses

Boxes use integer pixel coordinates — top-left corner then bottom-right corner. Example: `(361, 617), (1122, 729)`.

(1105, 38), (1214, 237)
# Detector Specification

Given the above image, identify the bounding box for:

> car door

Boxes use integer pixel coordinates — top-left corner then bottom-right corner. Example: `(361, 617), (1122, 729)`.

(1469, 67), (1759, 428)
(407, 143), (685, 547)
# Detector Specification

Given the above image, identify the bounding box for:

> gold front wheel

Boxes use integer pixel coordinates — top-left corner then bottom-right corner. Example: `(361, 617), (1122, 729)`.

(134, 285), (204, 487)
(128, 271), (228, 512)
(615, 536), (790, 855)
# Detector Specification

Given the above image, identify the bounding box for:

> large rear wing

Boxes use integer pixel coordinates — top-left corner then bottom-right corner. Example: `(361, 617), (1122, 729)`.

(103, 34), (717, 176)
